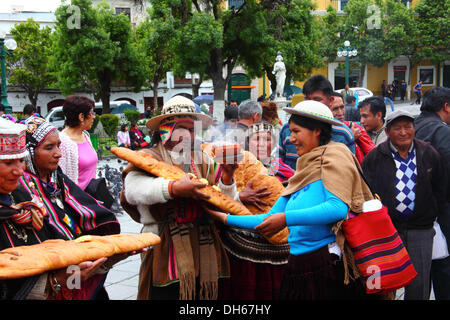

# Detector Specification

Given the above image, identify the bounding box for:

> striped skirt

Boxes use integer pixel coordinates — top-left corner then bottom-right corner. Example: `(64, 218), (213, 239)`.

(278, 245), (373, 300)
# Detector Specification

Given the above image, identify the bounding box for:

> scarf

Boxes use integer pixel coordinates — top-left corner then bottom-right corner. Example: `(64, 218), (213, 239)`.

(283, 142), (373, 283)
(123, 143), (225, 299)
(131, 128), (143, 140)
(156, 143), (220, 299)
(0, 198), (46, 231)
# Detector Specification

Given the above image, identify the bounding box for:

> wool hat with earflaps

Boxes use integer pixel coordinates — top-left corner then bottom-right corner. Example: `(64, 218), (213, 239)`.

(146, 95), (213, 132)
(0, 117), (28, 160)
(283, 100), (344, 126)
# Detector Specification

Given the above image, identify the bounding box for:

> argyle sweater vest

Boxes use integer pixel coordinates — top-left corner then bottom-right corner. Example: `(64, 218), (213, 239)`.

(392, 146), (417, 220)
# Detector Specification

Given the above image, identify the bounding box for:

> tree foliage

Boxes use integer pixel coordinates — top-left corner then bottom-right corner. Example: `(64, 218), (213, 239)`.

(51, 0), (145, 113)
(414, 0), (450, 84)
(134, 4), (178, 109)
(6, 18), (55, 107)
(149, 0), (322, 119)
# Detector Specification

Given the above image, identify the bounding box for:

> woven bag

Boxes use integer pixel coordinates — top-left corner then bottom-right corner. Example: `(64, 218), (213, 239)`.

(342, 160), (417, 294)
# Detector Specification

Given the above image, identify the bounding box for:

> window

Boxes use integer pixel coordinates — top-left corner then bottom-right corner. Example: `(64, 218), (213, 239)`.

(115, 8), (131, 21)
(418, 66), (435, 86)
(339, 0), (350, 11)
(228, 0), (244, 10)
(50, 111), (65, 122)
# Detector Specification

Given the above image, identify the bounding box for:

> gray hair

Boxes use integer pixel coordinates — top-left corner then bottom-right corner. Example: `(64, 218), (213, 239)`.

(238, 100), (262, 120)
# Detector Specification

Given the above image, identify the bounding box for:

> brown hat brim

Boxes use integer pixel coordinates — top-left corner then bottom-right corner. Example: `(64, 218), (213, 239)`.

(146, 113), (213, 131)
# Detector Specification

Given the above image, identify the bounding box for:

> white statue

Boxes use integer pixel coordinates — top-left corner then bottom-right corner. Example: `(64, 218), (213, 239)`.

(272, 53), (286, 99)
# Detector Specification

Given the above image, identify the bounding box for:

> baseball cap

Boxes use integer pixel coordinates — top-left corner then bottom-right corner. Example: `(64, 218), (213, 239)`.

(385, 110), (415, 127)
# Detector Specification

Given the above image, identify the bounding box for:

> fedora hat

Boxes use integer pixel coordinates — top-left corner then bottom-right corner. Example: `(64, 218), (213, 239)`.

(283, 100), (343, 126)
(146, 95), (212, 131)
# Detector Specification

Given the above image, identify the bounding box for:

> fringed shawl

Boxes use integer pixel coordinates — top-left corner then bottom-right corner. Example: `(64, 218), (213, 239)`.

(282, 142), (374, 284)
(120, 143), (230, 300)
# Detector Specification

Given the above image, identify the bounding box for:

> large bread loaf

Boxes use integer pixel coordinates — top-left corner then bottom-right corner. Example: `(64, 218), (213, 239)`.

(0, 233), (160, 279)
(111, 147), (252, 216)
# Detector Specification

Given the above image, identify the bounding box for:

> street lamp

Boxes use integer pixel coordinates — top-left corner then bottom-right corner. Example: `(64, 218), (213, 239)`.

(0, 30), (17, 114)
(337, 40), (357, 88)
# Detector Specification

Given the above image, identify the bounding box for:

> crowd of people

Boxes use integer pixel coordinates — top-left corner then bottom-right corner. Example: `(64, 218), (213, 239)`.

(0, 74), (448, 301)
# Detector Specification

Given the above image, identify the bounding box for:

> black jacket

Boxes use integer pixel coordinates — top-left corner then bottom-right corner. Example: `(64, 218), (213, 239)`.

(362, 138), (447, 232)
(414, 111), (450, 246)
(415, 111), (450, 200)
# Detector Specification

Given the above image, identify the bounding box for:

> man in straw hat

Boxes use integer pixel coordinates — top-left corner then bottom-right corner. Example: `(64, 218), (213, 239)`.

(120, 95), (240, 300)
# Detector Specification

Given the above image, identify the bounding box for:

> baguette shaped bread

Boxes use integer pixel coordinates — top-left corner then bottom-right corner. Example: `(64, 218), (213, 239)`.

(111, 146), (186, 180)
(242, 174), (289, 245)
(201, 145), (268, 192)
(0, 233), (160, 279)
(203, 145), (288, 244)
(111, 147), (251, 216)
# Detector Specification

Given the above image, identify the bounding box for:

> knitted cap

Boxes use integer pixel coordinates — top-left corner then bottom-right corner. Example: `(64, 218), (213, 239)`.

(0, 117), (28, 160)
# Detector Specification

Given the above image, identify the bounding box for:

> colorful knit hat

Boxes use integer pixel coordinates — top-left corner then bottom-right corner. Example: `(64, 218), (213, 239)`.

(0, 117), (28, 160)
(24, 117), (57, 176)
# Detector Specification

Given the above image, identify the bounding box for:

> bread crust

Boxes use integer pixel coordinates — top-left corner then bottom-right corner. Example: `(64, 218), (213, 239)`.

(0, 233), (160, 279)
(112, 147), (288, 244)
(111, 147), (251, 216)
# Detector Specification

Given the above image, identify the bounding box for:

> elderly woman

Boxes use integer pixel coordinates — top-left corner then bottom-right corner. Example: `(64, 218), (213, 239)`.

(120, 95), (241, 300)
(21, 117), (121, 299)
(247, 121), (294, 183)
(261, 102), (282, 136)
(0, 118), (117, 300)
(206, 100), (376, 299)
(59, 95), (98, 190)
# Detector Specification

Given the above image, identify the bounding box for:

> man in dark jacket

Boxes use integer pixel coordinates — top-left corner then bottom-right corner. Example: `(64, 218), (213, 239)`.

(362, 110), (447, 300)
(414, 86), (450, 300)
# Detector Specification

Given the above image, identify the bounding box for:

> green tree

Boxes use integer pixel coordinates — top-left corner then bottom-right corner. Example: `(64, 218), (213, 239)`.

(6, 18), (55, 107)
(51, 0), (145, 114)
(150, 0), (321, 120)
(134, 5), (177, 110)
(254, 0), (324, 96)
(317, 5), (343, 63)
(339, 0), (386, 87)
(382, 0), (420, 91)
(414, 0), (450, 86)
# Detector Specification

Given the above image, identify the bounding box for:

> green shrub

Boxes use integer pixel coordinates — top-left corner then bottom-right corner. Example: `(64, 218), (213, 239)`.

(99, 114), (120, 138)
(14, 113), (27, 121)
(124, 109), (141, 125)
(152, 109), (161, 117)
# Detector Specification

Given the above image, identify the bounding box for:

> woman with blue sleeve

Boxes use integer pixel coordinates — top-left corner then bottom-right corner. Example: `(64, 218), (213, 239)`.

(205, 100), (376, 300)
